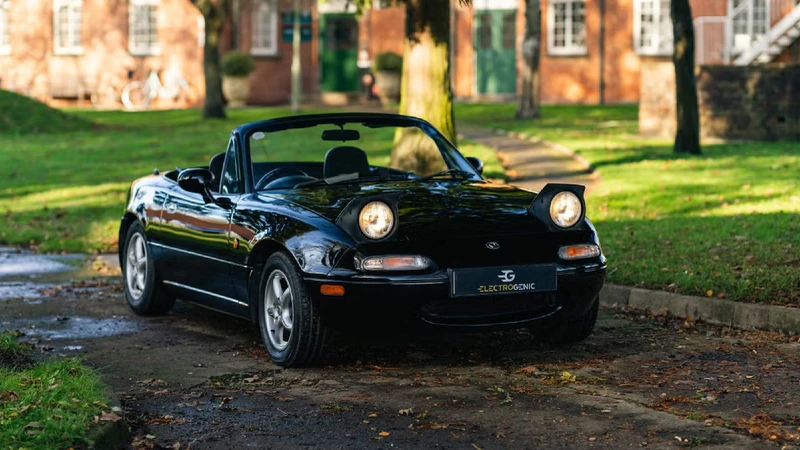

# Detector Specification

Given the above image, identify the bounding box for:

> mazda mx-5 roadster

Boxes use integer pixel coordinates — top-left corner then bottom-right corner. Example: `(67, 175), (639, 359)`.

(118, 113), (606, 367)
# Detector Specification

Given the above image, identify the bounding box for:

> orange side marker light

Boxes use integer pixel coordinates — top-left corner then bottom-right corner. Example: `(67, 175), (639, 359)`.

(320, 284), (345, 296)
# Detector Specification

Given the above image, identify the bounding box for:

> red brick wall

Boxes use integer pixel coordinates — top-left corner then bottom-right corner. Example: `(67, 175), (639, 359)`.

(453, 4), (474, 98)
(0, 0), (320, 107)
(0, 0), (205, 106)
(236, 0), (319, 105)
(359, 6), (406, 59)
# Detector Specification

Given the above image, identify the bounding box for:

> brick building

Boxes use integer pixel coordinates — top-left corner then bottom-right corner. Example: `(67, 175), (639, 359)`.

(0, 0), (318, 106)
(357, 0), (799, 104)
(0, 0), (797, 107)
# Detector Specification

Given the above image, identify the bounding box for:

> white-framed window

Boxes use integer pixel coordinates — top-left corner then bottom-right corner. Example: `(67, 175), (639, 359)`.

(53, 0), (82, 55)
(731, 0), (768, 53)
(547, 0), (586, 55)
(252, 0), (278, 56)
(129, 0), (159, 56)
(634, 0), (672, 56)
(0, 0), (10, 55)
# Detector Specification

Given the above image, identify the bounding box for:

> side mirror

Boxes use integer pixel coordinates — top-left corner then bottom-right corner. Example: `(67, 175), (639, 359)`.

(466, 156), (484, 175)
(178, 168), (214, 196)
(177, 168), (233, 208)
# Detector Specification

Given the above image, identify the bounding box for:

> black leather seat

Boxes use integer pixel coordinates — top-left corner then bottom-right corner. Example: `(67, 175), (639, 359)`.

(208, 152), (226, 192)
(323, 146), (371, 179)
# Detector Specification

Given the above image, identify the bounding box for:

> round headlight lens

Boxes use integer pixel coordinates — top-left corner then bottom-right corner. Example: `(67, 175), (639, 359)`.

(549, 191), (582, 228)
(358, 201), (394, 239)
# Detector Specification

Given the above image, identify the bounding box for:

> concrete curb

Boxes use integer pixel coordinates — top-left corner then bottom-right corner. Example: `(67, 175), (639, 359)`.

(602, 284), (800, 334)
(83, 389), (130, 450)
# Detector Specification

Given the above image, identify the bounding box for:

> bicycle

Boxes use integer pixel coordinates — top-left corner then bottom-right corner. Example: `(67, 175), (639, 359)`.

(121, 68), (196, 110)
(89, 71), (131, 109)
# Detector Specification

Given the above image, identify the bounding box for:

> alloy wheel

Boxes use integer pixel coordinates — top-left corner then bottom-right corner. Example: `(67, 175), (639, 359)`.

(265, 269), (294, 350)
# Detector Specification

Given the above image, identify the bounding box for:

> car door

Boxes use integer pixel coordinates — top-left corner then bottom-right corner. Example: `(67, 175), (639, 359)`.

(158, 138), (243, 306)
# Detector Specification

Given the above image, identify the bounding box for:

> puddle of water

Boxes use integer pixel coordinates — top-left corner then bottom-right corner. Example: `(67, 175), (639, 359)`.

(4, 316), (141, 340)
(0, 282), (53, 299)
(0, 252), (80, 278)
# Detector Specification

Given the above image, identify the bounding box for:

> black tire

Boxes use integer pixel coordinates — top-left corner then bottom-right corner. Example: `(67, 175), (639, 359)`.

(121, 222), (175, 315)
(258, 252), (327, 367)
(530, 295), (599, 344)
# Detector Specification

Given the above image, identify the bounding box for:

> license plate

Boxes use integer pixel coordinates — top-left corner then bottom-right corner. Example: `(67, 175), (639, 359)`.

(449, 264), (558, 297)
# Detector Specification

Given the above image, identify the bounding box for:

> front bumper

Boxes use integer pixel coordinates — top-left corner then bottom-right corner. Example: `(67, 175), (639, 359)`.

(304, 263), (605, 328)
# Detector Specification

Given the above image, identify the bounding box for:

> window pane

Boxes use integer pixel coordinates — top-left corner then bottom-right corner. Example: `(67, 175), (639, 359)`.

(502, 12), (515, 50)
(133, 4), (157, 50)
(56, 6), (68, 48)
(0, 5), (7, 48)
(70, 5), (82, 48)
(553, 2), (566, 47)
(570, 1), (585, 47)
(479, 13), (491, 50)
(254, 1), (274, 50)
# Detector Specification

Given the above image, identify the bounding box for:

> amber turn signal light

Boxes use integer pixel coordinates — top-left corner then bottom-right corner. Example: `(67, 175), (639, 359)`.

(320, 284), (345, 296)
(558, 244), (600, 260)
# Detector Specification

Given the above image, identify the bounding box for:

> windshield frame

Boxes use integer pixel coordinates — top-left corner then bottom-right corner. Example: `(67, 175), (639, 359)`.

(237, 113), (482, 192)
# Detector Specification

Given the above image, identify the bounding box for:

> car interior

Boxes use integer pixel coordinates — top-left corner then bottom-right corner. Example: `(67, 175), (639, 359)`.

(205, 145), (392, 192)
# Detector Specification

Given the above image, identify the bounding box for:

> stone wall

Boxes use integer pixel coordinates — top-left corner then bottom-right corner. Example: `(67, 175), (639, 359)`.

(640, 62), (800, 141)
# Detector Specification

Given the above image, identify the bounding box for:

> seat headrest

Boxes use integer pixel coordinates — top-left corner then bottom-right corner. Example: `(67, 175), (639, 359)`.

(208, 152), (226, 192)
(323, 146), (371, 179)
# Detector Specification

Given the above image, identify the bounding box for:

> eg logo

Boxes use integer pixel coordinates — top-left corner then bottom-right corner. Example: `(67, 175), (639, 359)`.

(497, 270), (516, 283)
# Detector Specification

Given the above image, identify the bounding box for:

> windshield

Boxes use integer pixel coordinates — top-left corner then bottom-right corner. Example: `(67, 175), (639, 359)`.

(247, 118), (480, 190)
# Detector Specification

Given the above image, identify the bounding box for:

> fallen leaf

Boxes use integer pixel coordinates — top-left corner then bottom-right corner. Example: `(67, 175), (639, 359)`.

(560, 371), (577, 383)
(398, 408), (413, 416)
(515, 365), (539, 375)
(99, 411), (122, 422)
(368, 413), (378, 418)
(379, 431), (390, 437)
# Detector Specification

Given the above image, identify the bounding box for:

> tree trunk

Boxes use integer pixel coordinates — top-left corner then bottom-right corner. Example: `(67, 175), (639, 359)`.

(290, 0), (302, 113)
(516, 0), (541, 119)
(390, 0), (455, 175)
(193, 0), (227, 119)
(671, 0), (700, 154)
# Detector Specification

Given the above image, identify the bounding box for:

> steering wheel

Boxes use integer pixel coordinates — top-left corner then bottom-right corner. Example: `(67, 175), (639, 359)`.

(255, 168), (308, 190)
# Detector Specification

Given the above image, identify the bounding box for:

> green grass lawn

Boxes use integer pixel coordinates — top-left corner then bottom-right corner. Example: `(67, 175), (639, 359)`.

(0, 90), (503, 253)
(0, 331), (109, 450)
(457, 104), (800, 306)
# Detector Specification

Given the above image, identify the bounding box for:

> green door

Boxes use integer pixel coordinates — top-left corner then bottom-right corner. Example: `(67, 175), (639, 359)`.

(320, 13), (359, 92)
(474, 9), (517, 95)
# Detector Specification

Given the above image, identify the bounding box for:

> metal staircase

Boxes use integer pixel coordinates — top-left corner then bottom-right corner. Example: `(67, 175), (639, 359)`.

(734, 2), (800, 64)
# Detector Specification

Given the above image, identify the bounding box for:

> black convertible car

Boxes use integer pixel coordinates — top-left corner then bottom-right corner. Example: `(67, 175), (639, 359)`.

(119, 113), (605, 367)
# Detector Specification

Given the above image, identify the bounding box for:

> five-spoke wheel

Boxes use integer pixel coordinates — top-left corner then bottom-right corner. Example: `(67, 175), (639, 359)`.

(121, 222), (175, 315)
(264, 270), (294, 350)
(125, 233), (148, 303)
(258, 252), (327, 367)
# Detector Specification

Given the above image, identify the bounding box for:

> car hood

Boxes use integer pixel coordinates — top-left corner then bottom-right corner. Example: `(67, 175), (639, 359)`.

(266, 181), (542, 239)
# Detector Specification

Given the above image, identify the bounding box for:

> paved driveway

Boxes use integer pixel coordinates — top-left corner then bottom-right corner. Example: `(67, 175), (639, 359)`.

(2, 267), (799, 449)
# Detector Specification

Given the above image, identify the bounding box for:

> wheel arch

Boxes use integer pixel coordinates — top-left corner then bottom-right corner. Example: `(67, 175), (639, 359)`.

(246, 238), (291, 323)
(118, 212), (141, 268)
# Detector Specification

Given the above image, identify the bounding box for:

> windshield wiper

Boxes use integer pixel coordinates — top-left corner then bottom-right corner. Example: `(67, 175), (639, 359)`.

(413, 168), (475, 182)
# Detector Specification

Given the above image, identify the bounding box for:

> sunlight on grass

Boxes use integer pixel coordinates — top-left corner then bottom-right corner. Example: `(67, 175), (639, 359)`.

(0, 105), (505, 254)
(458, 104), (800, 305)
